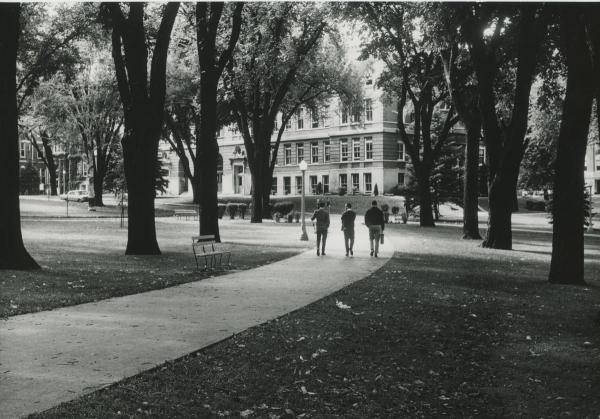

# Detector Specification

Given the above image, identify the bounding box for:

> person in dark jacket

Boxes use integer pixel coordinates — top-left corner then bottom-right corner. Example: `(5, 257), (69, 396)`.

(311, 201), (330, 256)
(341, 203), (357, 256)
(364, 200), (385, 257)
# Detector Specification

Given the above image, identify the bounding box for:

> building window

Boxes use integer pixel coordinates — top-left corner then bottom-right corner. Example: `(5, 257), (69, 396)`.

(296, 143), (304, 164)
(364, 173), (372, 193)
(341, 105), (348, 125)
(322, 175), (329, 194)
(339, 173), (347, 189)
(20, 142), (26, 158)
(351, 173), (360, 193)
(324, 140), (331, 162)
(217, 173), (223, 193)
(353, 138), (361, 161)
(295, 175), (303, 194)
(310, 175), (318, 194)
(272, 177), (277, 195)
(284, 177), (291, 195)
(340, 139), (349, 162)
(284, 144), (292, 165)
(398, 173), (405, 185)
(397, 141), (405, 161)
(285, 116), (292, 129)
(312, 110), (319, 128)
(311, 142), (319, 164)
(364, 99), (373, 122)
(37, 149), (43, 160)
(296, 108), (304, 130)
(365, 137), (373, 160)
(479, 147), (486, 166)
(351, 105), (361, 123)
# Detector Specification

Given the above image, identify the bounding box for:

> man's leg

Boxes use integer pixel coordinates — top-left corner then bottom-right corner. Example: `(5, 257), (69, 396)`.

(344, 231), (349, 255)
(349, 229), (354, 255)
(373, 227), (380, 256)
(321, 230), (327, 254)
(316, 231), (322, 255)
(369, 227), (374, 256)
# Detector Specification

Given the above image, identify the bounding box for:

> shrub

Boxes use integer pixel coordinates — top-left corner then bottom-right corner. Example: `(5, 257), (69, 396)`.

(217, 203), (227, 219)
(287, 212), (294, 223)
(525, 200), (546, 211)
(316, 182), (323, 195)
(337, 187), (347, 196)
(273, 201), (294, 216)
(294, 211), (301, 223)
(274, 212), (282, 222)
(238, 203), (248, 219)
(226, 203), (238, 219)
(373, 184), (379, 196)
(381, 203), (389, 212)
(391, 206), (400, 215)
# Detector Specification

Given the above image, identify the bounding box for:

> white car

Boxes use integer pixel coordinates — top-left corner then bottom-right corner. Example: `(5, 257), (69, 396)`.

(60, 190), (89, 202)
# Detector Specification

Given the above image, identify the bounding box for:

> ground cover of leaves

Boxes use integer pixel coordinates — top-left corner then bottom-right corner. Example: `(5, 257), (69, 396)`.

(2, 219), (301, 317)
(31, 225), (600, 418)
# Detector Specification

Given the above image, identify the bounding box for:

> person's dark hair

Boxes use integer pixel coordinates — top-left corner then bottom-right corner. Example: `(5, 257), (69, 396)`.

(372, 200), (378, 206)
(319, 201), (325, 208)
(346, 203), (352, 208)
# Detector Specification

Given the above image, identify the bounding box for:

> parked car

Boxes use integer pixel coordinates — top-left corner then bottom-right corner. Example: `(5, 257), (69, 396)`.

(60, 190), (89, 202)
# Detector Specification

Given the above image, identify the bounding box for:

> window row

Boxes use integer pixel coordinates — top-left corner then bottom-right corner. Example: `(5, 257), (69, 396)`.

(281, 138), (405, 165)
(218, 99), (375, 138)
(272, 173), (376, 195)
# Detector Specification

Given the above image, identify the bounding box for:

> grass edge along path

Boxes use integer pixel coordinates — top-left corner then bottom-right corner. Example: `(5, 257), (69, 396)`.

(32, 226), (600, 418)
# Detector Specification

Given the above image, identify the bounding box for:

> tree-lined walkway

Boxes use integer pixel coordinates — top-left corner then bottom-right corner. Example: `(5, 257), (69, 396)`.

(0, 221), (393, 418)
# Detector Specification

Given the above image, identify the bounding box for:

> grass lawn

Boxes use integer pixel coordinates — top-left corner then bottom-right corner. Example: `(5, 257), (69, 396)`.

(1, 219), (301, 318)
(32, 225), (600, 418)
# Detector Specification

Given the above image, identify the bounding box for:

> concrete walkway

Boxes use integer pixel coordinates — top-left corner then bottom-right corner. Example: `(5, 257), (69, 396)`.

(0, 221), (394, 418)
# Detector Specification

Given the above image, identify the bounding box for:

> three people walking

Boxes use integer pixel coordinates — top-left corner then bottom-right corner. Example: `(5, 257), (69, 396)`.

(311, 200), (386, 257)
(364, 200), (385, 258)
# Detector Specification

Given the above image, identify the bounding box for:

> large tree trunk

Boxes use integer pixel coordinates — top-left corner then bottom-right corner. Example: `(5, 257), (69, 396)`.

(463, 118), (482, 239)
(416, 169), (435, 227)
(93, 171), (105, 207)
(249, 156), (267, 223)
(197, 76), (221, 242)
(0, 4), (40, 270)
(190, 174), (200, 205)
(549, 10), (593, 285)
(123, 129), (161, 255)
(108, 2), (179, 255)
(43, 141), (58, 196)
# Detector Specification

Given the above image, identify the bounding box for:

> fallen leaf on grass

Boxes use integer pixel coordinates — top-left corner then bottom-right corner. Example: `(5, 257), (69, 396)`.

(336, 300), (351, 310)
(240, 409), (254, 417)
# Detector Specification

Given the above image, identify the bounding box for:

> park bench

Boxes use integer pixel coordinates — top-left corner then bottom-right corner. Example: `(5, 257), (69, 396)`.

(192, 235), (232, 271)
(174, 209), (198, 220)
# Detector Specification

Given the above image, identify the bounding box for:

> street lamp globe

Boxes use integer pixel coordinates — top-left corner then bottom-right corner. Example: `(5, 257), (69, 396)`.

(299, 159), (307, 172)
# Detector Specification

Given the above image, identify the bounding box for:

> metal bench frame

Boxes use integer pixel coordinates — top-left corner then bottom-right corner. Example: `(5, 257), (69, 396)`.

(192, 235), (231, 271)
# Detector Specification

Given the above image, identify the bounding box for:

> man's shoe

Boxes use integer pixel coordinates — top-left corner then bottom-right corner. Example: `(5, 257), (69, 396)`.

(350, 249), (353, 256)
(374, 253), (378, 258)
(370, 250), (374, 257)
(322, 252), (326, 256)
(345, 252), (349, 257)
(317, 249), (320, 256)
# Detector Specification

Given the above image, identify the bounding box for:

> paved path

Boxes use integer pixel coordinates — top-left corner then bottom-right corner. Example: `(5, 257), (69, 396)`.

(0, 221), (394, 418)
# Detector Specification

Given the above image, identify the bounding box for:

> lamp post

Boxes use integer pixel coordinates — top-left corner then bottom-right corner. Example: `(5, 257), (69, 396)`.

(299, 159), (309, 241)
